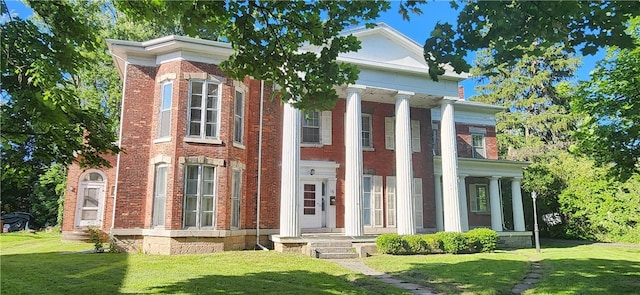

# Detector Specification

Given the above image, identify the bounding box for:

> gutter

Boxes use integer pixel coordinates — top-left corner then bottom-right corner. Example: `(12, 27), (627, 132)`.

(110, 53), (129, 232)
(255, 80), (268, 251)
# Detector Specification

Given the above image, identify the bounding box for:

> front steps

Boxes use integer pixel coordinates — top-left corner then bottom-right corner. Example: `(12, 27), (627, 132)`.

(309, 241), (358, 259)
(61, 229), (91, 242)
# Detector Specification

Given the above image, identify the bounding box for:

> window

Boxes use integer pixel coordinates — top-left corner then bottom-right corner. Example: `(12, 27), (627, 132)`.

(470, 184), (489, 213)
(384, 117), (421, 152)
(413, 178), (423, 228)
(386, 176), (396, 227)
(184, 165), (216, 228)
(363, 175), (372, 226)
(152, 165), (167, 227)
(158, 82), (172, 138)
(302, 111), (321, 143)
(83, 172), (103, 182)
(362, 114), (372, 148)
(188, 81), (220, 139)
(472, 134), (486, 158)
(363, 175), (383, 227)
(432, 125), (439, 156)
(230, 169), (242, 229)
(233, 90), (244, 144)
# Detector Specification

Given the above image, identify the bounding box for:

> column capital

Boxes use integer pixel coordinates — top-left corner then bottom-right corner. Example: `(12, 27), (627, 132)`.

(512, 176), (523, 181)
(346, 84), (366, 94)
(458, 174), (468, 179)
(395, 90), (415, 100)
(490, 176), (502, 180)
(441, 96), (458, 105)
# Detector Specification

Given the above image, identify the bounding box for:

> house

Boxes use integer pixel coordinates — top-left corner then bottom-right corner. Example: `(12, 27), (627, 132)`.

(61, 23), (530, 254)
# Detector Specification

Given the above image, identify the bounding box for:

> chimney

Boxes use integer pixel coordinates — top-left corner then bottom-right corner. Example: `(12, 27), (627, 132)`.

(458, 85), (465, 100)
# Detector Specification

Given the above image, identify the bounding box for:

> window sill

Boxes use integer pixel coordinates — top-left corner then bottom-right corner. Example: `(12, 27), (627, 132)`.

(232, 142), (246, 149)
(363, 147), (375, 152)
(153, 137), (172, 144)
(184, 137), (223, 145)
(301, 143), (323, 148)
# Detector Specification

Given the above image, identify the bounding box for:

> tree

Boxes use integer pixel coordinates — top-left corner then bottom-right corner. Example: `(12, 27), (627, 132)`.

(572, 17), (640, 180)
(115, 0), (390, 110)
(419, 1), (640, 79)
(471, 44), (580, 161)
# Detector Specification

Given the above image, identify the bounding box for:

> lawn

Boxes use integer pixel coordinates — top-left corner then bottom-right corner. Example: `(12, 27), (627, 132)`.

(365, 242), (640, 295)
(3, 233), (639, 295)
(0, 232), (408, 295)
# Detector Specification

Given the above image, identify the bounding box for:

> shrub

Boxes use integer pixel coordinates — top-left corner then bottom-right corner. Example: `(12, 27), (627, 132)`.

(403, 235), (428, 254)
(465, 228), (499, 253)
(376, 233), (405, 254)
(87, 226), (106, 253)
(435, 232), (468, 254)
(422, 234), (443, 253)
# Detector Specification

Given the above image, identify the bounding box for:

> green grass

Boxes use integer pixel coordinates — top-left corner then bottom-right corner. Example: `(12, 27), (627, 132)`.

(0, 232), (408, 294)
(519, 244), (640, 295)
(366, 242), (640, 295)
(365, 251), (529, 294)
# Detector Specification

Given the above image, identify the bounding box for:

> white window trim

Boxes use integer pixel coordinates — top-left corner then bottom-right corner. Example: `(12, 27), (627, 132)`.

(470, 183), (490, 213)
(413, 178), (424, 228)
(183, 164), (217, 229)
(233, 89), (244, 145)
(157, 81), (173, 140)
(230, 169), (242, 229)
(301, 110), (322, 145)
(471, 133), (486, 159)
(361, 113), (373, 149)
(386, 176), (396, 228)
(363, 175), (373, 227)
(186, 80), (222, 141)
(152, 164), (168, 228)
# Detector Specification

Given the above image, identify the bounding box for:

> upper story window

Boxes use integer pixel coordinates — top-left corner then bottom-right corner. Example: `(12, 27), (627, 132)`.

(233, 90), (244, 145)
(302, 111), (321, 143)
(362, 114), (372, 148)
(432, 125), (439, 156)
(187, 81), (220, 139)
(472, 133), (486, 159)
(158, 82), (173, 138)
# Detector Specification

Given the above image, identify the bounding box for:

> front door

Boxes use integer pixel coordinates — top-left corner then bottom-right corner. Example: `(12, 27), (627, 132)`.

(301, 182), (322, 228)
(77, 183), (106, 227)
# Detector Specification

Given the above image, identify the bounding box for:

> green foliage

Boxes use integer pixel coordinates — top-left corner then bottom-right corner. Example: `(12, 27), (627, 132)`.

(87, 226), (106, 252)
(402, 235), (428, 254)
(434, 232), (468, 254)
(31, 164), (67, 227)
(417, 1), (640, 80)
(471, 44), (580, 161)
(115, 0), (390, 111)
(572, 17), (640, 180)
(422, 234), (443, 253)
(375, 234), (405, 255)
(465, 228), (498, 253)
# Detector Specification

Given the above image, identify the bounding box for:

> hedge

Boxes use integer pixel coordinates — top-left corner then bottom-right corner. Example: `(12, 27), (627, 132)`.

(375, 229), (499, 255)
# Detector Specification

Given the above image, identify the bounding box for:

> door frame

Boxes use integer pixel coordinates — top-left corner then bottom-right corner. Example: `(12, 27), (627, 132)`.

(75, 170), (107, 228)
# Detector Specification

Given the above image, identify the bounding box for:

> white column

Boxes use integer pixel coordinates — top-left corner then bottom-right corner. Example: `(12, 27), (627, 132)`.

(434, 173), (444, 232)
(344, 85), (365, 237)
(279, 102), (300, 237)
(395, 91), (416, 235)
(440, 98), (462, 232)
(489, 176), (503, 232)
(458, 174), (469, 232)
(511, 177), (526, 231)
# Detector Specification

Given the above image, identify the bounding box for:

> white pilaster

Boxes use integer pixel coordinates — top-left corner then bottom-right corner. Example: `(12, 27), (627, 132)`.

(440, 98), (462, 232)
(279, 102), (300, 237)
(511, 177), (526, 231)
(434, 173), (444, 232)
(344, 85), (365, 237)
(395, 91), (416, 235)
(489, 176), (503, 232)
(458, 174), (469, 232)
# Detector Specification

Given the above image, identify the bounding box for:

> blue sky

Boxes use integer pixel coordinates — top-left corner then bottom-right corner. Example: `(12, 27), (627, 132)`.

(5, 0), (602, 99)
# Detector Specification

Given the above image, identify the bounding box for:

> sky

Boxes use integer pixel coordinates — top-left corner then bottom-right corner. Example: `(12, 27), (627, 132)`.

(5, 0), (603, 99)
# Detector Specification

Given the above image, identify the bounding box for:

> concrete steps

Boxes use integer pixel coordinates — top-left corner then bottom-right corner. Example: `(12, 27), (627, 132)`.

(61, 229), (91, 242)
(309, 241), (358, 259)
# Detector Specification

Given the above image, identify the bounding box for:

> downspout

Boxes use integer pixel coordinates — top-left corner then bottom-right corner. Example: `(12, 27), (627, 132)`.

(111, 56), (128, 232)
(256, 80), (268, 251)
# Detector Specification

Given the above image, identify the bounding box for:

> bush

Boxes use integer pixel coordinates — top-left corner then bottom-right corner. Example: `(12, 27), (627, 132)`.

(435, 232), (468, 254)
(376, 233), (405, 254)
(465, 228), (499, 253)
(423, 234), (443, 253)
(403, 235), (428, 254)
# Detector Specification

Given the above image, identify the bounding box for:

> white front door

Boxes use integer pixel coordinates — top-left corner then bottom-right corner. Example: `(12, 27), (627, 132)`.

(301, 182), (322, 228)
(76, 183), (106, 227)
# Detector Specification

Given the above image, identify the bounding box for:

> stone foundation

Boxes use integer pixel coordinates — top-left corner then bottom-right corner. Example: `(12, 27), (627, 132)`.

(498, 231), (533, 249)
